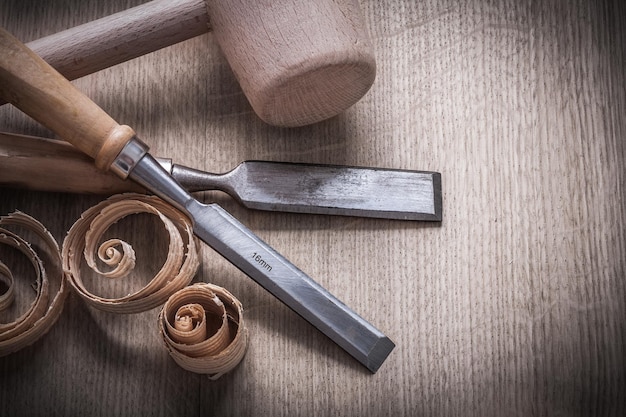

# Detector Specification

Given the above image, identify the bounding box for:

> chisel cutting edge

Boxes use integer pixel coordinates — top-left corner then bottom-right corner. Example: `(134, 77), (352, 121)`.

(0, 28), (394, 372)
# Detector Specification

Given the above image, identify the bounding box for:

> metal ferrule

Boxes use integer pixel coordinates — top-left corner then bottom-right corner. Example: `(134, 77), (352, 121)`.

(110, 137), (150, 179)
(128, 152), (196, 215)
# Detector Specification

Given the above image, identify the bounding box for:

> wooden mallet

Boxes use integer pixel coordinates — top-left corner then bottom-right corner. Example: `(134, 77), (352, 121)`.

(20, 0), (376, 127)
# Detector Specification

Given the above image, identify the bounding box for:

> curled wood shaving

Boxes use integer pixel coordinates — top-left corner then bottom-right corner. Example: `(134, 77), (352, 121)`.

(2, 195), (248, 375)
(0, 211), (68, 356)
(62, 193), (199, 314)
(159, 283), (249, 379)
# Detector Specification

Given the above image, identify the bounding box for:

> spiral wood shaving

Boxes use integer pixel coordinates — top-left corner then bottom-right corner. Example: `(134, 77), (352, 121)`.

(0, 211), (68, 356)
(62, 193), (199, 314)
(1, 194), (248, 376)
(159, 283), (248, 379)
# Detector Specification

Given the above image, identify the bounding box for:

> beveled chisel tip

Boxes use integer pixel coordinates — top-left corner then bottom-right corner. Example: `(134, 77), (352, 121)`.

(432, 171), (443, 221)
(366, 336), (395, 373)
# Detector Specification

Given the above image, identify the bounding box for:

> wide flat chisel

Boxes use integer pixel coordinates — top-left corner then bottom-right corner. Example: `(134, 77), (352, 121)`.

(0, 28), (394, 372)
(0, 132), (442, 221)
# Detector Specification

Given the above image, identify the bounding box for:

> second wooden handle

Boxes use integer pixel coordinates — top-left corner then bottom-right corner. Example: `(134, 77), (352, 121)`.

(0, 133), (143, 194)
(0, 28), (135, 171)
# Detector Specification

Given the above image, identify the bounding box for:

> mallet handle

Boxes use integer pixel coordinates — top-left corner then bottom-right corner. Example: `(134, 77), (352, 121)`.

(28, 0), (209, 81)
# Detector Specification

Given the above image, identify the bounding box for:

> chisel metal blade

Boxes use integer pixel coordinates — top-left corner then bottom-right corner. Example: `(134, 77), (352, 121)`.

(131, 150), (396, 373)
(172, 161), (442, 221)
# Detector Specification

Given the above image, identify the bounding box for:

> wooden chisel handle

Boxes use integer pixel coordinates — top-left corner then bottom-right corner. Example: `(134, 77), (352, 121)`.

(0, 28), (135, 171)
(0, 132), (144, 194)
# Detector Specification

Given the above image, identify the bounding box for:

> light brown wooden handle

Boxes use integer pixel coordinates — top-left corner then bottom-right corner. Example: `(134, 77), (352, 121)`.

(0, 132), (143, 194)
(0, 28), (135, 171)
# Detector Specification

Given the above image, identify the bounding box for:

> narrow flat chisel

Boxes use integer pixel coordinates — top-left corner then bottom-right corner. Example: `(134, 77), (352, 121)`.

(0, 28), (394, 372)
(0, 132), (442, 221)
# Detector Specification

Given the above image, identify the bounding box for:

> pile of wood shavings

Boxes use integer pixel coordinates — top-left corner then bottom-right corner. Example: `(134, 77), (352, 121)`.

(0, 193), (248, 378)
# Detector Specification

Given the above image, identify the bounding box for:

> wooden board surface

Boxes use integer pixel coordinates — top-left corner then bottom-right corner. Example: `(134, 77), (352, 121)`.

(1, 0), (625, 415)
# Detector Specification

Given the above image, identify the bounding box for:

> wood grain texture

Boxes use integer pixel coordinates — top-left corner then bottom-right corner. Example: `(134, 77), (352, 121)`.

(0, 0), (624, 416)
